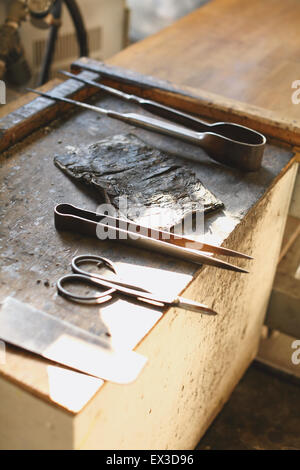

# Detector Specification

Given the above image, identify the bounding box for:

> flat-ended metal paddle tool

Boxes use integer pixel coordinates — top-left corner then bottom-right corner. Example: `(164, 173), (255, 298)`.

(27, 86), (266, 172)
(0, 296), (147, 384)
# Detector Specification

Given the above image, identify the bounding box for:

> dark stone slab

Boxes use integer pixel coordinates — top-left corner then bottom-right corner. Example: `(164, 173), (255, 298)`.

(54, 133), (224, 230)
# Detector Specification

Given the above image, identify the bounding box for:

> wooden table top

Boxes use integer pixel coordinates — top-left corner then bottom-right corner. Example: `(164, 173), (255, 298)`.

(109, 0), (300, 121)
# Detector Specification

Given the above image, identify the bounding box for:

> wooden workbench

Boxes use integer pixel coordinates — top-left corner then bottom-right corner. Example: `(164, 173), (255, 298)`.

(0, 0), (299, 449)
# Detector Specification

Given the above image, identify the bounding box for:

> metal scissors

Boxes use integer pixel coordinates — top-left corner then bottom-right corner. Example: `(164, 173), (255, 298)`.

(57, 254), (218, 315)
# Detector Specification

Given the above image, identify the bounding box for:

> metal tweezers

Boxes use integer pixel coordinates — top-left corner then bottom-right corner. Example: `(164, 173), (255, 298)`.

(54, 203), (252, 273)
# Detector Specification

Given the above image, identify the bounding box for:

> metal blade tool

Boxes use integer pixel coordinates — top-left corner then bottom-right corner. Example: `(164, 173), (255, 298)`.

(0, 296), (147, 384)
(55, 203), (251, 273)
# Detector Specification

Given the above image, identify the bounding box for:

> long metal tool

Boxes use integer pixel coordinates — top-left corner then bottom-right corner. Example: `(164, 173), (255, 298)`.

(27, 87), (265, 171)
(54, 203), (251, 273)
(60, 69), (266, 148)
(0, 297), (147, 384)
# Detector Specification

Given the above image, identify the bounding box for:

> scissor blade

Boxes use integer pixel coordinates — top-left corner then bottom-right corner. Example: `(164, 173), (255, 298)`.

(174, 296), (217, 315)
(88, 276), (217, 316)
(89, 273), (152, 294)
(135, 293), (217, 315)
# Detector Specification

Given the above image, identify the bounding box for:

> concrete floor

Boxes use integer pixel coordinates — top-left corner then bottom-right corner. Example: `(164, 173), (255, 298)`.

(196, 363), (300, 450)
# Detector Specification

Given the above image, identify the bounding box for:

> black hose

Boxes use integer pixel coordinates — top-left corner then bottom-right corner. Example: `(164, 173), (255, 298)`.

(63, 0), (89, 58)
(38, 0), (62, 86)
(37, 0), (89, 85)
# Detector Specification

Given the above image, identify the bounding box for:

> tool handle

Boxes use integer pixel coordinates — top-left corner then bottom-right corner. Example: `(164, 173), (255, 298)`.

(107, 110), (202, 146)
(60, 70), (209, 131)
(136, 98), (210, 132)
(134, 294), (217, 315)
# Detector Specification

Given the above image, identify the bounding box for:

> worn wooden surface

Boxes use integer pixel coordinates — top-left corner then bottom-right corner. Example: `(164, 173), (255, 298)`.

(75, 164), (298, 450)
(290, 165), (300, 219)
(109, 0), (300, 122)
(0, 76), (99, 154)
(266, 227), (300, 339)
(279, 216), (300, 263)
(102, 0), (300, 148)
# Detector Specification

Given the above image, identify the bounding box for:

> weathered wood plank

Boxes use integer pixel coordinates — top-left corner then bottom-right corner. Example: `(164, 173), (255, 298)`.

(108, 0), (300, 124)
(266, 230), (300, 338)
(0, 74), (101, 154)
(278, 215), (300, 263)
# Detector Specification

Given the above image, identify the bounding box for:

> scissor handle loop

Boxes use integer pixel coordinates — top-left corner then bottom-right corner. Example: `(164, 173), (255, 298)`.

(57, 273), (116, 303)
(57, 255), (118, 303)
(71, 254), (118, 277)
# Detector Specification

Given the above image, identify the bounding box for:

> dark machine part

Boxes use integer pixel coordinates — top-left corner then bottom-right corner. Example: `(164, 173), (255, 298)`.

(37, 0), (89, 85)
(0, 0), (89, 87)
(38, 0), (62, 85)
(63, 0), (88, 58)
